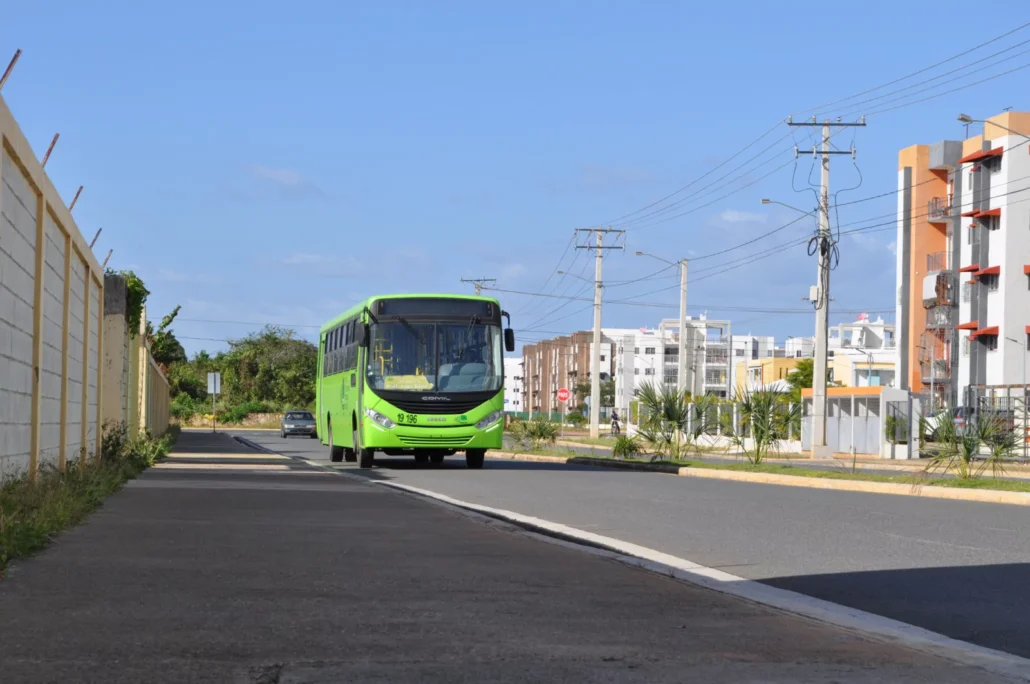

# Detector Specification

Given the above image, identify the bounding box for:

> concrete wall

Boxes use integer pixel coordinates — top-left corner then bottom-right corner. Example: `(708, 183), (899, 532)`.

(101, 283), (170, 439)
(1, 94), (105, 480)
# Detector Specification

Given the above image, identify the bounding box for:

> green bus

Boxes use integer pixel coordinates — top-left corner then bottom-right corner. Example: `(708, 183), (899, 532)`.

(316, 293), (516, 469)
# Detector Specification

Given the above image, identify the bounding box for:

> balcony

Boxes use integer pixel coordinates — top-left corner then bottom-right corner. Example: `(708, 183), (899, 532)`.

(925, 305), (955, 330)
(920, 358), (952, 383)
(926, 251), (950, 273)
(927, 196), (952, 222)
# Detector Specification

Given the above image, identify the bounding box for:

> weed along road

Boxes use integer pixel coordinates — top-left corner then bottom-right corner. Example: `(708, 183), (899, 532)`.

(234, 429), (1030, 666)
(0, 430), (1023, 683)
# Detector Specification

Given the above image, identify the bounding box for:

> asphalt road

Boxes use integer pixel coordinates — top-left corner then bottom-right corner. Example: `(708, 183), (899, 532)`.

(1, 431), (1004, 683)
(242, 429), (1030, 661)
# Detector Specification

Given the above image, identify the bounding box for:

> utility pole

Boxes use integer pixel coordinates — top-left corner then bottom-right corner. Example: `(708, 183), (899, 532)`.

(576, 227), (624, 437)
(460, 277), (496, 296)
(678, 259), (688, 398)
(788, 115), (865, 457)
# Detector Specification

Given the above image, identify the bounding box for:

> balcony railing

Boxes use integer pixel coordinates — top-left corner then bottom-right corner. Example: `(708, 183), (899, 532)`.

(925, 306), (955, 330)
(928, 196), (952, 221)
(926, 251), (949, 273)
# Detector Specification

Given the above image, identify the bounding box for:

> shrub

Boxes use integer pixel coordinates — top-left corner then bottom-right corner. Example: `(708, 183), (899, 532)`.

(508, 417), (560, 451)
(217, 400), (273, 424)
(0, 423), (173, 573)
(566, 412), (587, 427)
(171, 393), (204, 421)
(612, 435), (642, 460)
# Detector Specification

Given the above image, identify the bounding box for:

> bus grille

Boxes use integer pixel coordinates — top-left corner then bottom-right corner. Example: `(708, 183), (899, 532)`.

(387, 397), (485, 415)
(398, 435), (471, 447)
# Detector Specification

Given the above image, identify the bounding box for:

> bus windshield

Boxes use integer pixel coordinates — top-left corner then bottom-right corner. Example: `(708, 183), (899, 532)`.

(366, 320), (503, 393)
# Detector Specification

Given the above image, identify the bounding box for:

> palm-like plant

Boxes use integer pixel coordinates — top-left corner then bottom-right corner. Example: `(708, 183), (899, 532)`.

(635, 382), (684, 459)
(925, 409), (1014, 480)
(730, 386), (799, 465)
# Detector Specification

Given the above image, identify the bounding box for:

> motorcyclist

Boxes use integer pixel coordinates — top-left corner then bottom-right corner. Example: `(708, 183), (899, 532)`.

(610, 409), (620, 435)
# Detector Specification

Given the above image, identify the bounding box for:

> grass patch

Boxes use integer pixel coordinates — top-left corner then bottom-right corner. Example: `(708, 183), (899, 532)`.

(561, 436), (617, 447)
(0, 423), (176, 575)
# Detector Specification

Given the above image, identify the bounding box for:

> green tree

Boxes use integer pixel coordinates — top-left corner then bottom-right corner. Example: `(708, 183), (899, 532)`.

(147, 305), (187, 368)
(217, 325), (317, 409)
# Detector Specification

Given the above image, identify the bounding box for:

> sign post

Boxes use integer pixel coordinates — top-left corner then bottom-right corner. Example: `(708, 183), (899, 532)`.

(556, 387), (570, 437)
(207, 372), (221, 433)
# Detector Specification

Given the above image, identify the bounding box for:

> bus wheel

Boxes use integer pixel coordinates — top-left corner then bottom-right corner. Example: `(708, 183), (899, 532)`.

(429, 453), (445, 465)
(414, 453), (429, 465)
(328, 422), (344, 463)
(465, 449), (486, 469)
(346, 430), (359, 462)
(358, 447), (375, 469)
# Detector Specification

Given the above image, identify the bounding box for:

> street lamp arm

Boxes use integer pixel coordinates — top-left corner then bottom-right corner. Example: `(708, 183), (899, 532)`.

(957, 114), (1030, 141)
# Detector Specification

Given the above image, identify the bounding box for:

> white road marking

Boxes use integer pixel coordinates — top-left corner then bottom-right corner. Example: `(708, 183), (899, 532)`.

(376, 480), (1030, 683)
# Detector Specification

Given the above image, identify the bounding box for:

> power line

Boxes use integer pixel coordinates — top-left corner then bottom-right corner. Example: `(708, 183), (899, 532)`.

(800, 20), (1030, 116)
(594, 21), (1030, 232)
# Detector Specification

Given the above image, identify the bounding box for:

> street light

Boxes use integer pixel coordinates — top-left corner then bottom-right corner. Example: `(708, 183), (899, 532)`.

(957, 114), (1030, 140)
(557, 270), (595, 285)
(1005, 336), (1028, 462)
(760, 198), (815, 216)
(635, 251), (689, 397)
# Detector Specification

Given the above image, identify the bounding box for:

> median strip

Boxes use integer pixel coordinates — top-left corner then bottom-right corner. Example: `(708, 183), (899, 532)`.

(488, 451), (1030, 506)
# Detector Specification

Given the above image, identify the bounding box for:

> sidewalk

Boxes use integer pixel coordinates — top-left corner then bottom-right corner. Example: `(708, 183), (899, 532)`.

(0, 431), (1020, 683)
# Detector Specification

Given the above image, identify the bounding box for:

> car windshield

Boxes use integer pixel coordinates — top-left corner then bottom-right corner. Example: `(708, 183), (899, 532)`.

(285, 412), (312, 420)
(366, 320), (502, 393)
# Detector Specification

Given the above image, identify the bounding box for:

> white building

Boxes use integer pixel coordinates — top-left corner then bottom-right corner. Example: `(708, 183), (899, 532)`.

(953, 116), (1030, 407)
(896, 111), (1030, 411)
(790, 315), (897, 388)
(609, 316), (736, 414)
(503, 357), (524, 413)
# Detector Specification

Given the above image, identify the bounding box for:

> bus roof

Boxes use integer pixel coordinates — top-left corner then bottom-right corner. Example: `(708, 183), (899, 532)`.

(318, 293), (502, 334)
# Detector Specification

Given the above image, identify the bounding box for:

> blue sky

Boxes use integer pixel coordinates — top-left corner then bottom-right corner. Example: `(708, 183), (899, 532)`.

(5, 1), (1030, 355)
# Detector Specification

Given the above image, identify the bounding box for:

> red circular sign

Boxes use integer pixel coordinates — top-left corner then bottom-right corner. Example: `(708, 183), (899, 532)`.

(556, 388), (570, 402)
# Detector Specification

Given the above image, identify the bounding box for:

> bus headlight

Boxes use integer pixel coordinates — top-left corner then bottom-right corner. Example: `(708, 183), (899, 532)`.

(475, 410), (503, 430)
(365, 409), (396, 429)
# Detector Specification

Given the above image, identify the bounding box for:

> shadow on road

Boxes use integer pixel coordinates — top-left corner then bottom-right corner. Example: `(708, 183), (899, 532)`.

(763, 562), (1030, 659)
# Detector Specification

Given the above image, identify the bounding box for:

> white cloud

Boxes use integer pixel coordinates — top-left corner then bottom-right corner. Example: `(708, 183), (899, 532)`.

(501, 263), (527, 280)
(886, 240), (897, 255)
(250, 165), (307, 187)
(719, 209), (767, 224)
(246, 165), (324, 196)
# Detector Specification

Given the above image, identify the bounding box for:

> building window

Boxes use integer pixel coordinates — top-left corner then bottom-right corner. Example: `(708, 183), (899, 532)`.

(634, 347), (639, 354)
(600, 355), (606, 362)
(735, 348), (745, 356)
(984, 335), (999, 352)
(982, 274), (1000, 292)
(634, 368), (640, 376)
(963, 337), (970, 356)
(645, 347), (655, 354)
(645, 368), (655, 375)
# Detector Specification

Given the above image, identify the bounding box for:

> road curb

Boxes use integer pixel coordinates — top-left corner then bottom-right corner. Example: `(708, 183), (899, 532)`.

(377, 480), (1030, 682)
(489, 451), (1030, 507)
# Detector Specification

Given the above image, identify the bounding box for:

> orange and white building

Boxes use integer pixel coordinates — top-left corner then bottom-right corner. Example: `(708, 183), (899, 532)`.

(896, 111), (1030, 410)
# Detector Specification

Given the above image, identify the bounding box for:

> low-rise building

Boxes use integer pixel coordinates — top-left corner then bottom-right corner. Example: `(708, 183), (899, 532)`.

(610, 315), (735, 414)
(521, 332), (615, 415)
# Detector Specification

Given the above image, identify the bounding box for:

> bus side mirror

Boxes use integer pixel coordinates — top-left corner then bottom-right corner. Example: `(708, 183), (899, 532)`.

(504, 328), (515, 352)
(356, 325), (369, 347)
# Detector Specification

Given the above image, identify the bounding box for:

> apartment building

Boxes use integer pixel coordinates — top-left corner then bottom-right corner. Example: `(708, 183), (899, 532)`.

(789, 315), (897, 388)
(896, 111), (1030, 409)
(609, 316), (734, 414)
(503, 357), (524, 413)
(520, 332), (615, 415)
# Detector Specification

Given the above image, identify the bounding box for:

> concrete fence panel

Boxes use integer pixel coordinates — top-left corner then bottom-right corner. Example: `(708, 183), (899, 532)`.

(1, 94), (105, 480)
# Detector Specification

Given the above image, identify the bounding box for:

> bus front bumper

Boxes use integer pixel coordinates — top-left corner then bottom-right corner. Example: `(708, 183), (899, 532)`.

(361, 419), (503, 451)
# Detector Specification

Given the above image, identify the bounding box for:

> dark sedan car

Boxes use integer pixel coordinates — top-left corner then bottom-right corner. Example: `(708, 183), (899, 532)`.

(280, 411), (317, 438)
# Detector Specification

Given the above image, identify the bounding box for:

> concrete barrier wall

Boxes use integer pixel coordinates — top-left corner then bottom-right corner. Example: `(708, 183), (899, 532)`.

(101, 289), (171, 440)
(1, 94), (105, 480)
